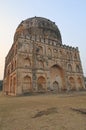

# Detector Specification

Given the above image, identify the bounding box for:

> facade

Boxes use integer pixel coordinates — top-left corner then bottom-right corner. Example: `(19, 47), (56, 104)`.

(3, 17), (85, 95)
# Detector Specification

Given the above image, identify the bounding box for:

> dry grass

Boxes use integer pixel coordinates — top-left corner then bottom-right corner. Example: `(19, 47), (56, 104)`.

(0, 91), (86, 130)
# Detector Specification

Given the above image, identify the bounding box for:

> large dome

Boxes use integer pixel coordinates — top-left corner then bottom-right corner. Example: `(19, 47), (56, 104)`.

(14, 17), (62, 44)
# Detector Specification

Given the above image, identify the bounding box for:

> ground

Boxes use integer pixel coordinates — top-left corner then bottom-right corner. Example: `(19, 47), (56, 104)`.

(0, 91), (86, 130)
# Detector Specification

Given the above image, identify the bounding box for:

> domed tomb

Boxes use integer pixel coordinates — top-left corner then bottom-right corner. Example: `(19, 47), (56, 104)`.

(3, 16), (85, 96)
(14, 17), (62, 44)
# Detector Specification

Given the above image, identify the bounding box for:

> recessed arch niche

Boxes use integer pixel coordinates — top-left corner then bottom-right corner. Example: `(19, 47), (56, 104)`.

(50, 64), (65, 90)
(23, 75), (32, 93)
(37, 76), (46, 91)
(69, 77), (76, 90)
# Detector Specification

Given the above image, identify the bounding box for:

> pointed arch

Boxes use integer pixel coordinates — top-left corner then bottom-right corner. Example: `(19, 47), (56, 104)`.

(23, 75), (32, 93)
(37, 76), (46, 91)
(50, 64), (65, 90)
(24, 75), (31, 83)
(24, 57), (31, 67)
(38, 46), (43, 55)
(52, 81), (59, 92)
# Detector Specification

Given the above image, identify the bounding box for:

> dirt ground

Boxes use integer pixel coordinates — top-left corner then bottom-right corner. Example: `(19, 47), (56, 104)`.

(0, 91), (86, 130)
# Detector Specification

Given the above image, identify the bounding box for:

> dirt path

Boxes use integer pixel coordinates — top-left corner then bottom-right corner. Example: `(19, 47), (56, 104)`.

(0, 92), (86, 130)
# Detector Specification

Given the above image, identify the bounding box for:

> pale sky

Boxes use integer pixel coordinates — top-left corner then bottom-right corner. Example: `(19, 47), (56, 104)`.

(0, 0), (86, 79)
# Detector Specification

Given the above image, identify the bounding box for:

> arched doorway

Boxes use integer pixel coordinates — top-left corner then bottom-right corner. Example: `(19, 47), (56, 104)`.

(37, 76), (46, 91)
(53, 81), (59, 92)
(23, 75), (32, 93)
(69, 77), (76, 90)
(50, 64), (65, 90)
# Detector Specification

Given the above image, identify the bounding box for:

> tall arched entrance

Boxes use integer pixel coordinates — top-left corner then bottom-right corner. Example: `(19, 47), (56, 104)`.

(50, 64), (65, 91)
(37, 76), (46, 91)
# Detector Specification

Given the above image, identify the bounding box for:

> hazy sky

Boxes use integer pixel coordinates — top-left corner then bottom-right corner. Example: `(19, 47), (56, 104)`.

(0, 0), (86, 79)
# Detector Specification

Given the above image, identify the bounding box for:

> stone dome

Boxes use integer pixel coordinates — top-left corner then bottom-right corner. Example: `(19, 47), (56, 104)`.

(14, 17), (62, 44)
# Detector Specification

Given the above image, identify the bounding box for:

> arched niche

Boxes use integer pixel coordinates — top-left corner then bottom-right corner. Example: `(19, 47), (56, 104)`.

(23, 75), (32, 93)
(52, 81), (59, 92)
(37, 46), (43, 55)
(10, 76), (16, 94)
(50, 64), (65, 90)
(37, 76), (46, 91)
(69, 77), (76, 90)
(24, 56), (31, 67)
(77, 77), (83, 90)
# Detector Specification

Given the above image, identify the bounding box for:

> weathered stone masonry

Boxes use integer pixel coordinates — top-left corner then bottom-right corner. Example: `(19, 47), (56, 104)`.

(3, 17), (85, 95)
